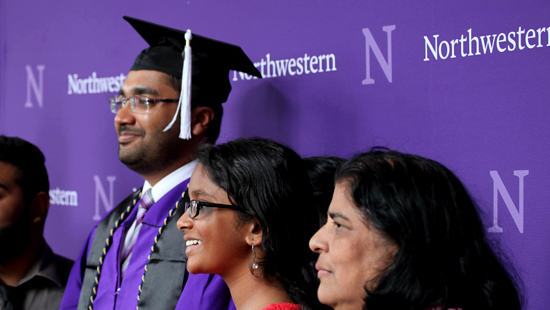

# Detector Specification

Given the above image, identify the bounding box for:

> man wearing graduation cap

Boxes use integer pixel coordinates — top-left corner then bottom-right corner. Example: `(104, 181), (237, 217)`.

(60, 16), (261, 310)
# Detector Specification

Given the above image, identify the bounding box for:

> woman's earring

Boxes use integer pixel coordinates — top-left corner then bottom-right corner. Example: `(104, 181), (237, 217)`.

(252, 242), (259, 270)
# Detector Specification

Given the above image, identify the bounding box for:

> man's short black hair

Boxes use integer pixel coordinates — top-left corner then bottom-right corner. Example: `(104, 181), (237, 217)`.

(165, 74), (223, 144)
(0, 135), (49, 204)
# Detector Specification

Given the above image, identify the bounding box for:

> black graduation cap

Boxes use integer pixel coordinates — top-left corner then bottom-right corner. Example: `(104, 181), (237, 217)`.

(124, 16), (262, 139)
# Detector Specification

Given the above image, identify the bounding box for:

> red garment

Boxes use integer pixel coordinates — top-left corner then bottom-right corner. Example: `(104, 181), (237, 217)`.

(261, 303), (302, 310)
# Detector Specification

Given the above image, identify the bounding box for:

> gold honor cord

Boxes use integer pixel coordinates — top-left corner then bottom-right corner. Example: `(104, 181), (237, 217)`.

(88, 190), (143, 310)
(135, 190), (186, 310)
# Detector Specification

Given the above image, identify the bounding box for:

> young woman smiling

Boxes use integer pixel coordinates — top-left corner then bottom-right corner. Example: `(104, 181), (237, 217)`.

(177, 138), (326, 310)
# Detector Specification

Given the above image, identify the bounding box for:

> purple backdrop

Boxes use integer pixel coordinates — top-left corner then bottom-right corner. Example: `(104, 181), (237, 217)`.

(1, 1), (548, 308)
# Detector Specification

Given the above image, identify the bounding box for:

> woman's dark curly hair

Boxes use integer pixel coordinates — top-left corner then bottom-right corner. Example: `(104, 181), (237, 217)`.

(335, 148), (523, 310)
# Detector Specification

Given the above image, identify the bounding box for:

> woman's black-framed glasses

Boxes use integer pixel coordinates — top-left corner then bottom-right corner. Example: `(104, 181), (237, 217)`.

(110, 95), (179, 114)
(184, 200), (240, 219)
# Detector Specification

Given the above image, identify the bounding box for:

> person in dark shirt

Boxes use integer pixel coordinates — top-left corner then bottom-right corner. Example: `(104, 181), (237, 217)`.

(0, 135), (74, 310)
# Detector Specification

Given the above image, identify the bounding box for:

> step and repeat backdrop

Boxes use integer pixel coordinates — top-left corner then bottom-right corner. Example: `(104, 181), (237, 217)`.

(0, 1), (548, 308)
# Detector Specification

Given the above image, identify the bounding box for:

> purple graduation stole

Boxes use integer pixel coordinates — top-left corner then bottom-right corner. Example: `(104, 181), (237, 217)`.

(78, 180), (189, 310)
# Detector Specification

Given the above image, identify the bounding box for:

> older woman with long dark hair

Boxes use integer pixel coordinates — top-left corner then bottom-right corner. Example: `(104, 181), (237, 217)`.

(309, 148), (522, 310)
(177, 138), (325, 310)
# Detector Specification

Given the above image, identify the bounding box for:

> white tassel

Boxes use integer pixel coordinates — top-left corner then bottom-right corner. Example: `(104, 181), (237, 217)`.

(164, 30), (192, 140)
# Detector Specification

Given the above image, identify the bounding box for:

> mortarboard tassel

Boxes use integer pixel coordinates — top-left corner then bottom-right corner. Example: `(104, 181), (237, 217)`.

(164, 29), (192, 140)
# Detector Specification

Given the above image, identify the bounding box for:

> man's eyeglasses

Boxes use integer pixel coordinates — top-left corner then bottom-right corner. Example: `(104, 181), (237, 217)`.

(184, 200), (240, 219)
(110, 95), (179, 114)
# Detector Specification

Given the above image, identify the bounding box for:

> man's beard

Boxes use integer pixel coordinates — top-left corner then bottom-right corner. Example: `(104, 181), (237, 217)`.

(118, 139), (167, 175)
(117, 125), (147, 167)
(0, 209), (32, 263)
(118, 126), (184, 176)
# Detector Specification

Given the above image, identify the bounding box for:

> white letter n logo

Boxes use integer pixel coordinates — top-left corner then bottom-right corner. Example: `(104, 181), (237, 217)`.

(362, 25), (395, 85)
(93, 175), (116, 221)
(488, 170), (528, 233)
(25, 65), (46, 108)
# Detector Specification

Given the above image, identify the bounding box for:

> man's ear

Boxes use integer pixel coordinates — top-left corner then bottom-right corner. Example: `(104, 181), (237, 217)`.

(191, 106), (215, 137)
(30, 191), (49, 225)
(244, 219), (263, 246)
